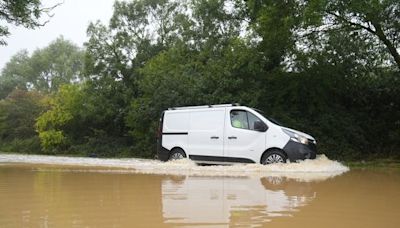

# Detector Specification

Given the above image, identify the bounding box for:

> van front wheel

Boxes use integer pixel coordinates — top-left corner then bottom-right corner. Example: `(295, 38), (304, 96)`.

(169, 148), (186, 160)
(261, 150), (286, 165)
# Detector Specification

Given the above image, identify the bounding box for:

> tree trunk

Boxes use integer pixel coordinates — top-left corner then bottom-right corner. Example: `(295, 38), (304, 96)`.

(372, 22), (400, 70)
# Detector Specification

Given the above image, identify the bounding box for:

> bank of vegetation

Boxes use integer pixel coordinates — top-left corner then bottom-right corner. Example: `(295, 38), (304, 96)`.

(0, 0), (399, 161)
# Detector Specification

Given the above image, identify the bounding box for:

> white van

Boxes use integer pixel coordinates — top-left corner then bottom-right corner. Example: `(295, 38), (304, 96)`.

(156, 104), (317, 164)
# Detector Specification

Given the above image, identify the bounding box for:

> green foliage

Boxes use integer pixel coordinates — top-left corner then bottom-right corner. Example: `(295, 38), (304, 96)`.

(0, 89), (44, 139)
(0, 0), (59, 45)
(35, 82), (135, 156)
(35, 84), (82, 152)
(37, 130), (66, 153)
(29, 37), (84, 92)
(246, 0), (300, 70)
(0, 137), (41, 154)
(299, 0), (400, 70)
(0, 89), (45, 153)
(1, 0), (399, 160)
(0, 37), (84, 97)
(0, 50), (31, 99)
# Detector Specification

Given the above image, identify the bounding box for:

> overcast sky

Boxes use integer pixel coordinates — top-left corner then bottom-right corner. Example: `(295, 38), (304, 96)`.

(0, 0), (115, 70)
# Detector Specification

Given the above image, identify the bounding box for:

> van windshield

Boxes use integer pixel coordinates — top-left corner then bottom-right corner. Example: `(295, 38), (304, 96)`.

(252, 108), (282, 126)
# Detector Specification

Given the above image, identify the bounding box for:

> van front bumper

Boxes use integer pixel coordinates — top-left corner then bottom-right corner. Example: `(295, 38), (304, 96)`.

(283, 141), (317, 162)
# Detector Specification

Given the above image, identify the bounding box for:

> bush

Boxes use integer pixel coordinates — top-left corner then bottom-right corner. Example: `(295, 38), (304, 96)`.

(0, 137), (42, 154)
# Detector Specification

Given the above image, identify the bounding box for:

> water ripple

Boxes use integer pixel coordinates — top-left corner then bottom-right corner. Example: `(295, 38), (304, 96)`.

(0, 154), (349, 181)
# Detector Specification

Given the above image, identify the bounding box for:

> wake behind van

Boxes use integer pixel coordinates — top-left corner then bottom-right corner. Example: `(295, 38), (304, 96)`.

(157, 104), (317, 164)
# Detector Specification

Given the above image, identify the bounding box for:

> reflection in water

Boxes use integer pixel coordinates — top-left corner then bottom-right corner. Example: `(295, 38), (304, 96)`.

(0, 163), (331, 228)
(0, 165), (168, 227)
(162, 175), (317, 227)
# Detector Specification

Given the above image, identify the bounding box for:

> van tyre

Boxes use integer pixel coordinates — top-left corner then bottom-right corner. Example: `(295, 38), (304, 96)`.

(262, 150), (287, 165)
(169, 148), (186, 160)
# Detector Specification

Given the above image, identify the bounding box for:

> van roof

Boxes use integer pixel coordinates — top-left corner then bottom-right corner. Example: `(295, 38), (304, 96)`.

(168, 104), (241, 111)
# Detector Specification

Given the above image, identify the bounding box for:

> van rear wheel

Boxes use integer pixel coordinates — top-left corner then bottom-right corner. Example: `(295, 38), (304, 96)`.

(262, 150), (286, 165)
(169, 148), (186, 160)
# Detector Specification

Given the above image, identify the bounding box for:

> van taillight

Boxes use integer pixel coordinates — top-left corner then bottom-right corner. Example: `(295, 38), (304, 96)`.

(157, 112), (164, 139)
(157, 116), (163, 138)
(157, 124), (162, 138)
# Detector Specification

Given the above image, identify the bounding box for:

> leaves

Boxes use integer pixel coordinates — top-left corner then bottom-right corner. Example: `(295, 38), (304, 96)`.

(35, 84), (82, 152)
(0, 37), (84, 96)
(0, 89), (45, 139)
(0, 0), (59, 45)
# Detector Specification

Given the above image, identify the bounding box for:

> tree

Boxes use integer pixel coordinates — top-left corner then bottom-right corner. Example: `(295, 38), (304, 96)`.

(244, 0), (301, 71)
(35, 83), (135, 156)
(28, 37), (84, 92)
(85, 0), (187, 90)
(299, 0), (400, 71)
(0, 50), (31, 99)
(0, 0), (60, 45)
(36, 84), (83, 152)
(82, 0), (192, 156)
(329, 0), (399, 70)
(0, 89), (45, 153)
(0, 37), (84, 97)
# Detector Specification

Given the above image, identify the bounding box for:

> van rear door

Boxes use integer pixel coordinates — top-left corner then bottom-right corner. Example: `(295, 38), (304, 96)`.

(188, 109), (225, 160)
(162, 111), (190, 152)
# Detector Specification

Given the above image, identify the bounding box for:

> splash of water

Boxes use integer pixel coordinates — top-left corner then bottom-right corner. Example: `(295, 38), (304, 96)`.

(0, 153), (349, 181)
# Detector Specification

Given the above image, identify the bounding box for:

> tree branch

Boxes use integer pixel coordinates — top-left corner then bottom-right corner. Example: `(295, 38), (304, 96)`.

(371, 21), (400, 70)
(328, 11), (400, 70)
(327, 11), (376, 34)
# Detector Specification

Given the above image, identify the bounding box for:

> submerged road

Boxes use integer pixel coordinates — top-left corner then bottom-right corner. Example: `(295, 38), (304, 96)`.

(0, 153), (349, 180)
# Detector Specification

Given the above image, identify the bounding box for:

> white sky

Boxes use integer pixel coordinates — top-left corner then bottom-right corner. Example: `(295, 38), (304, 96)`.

(0, 0), (115, 70)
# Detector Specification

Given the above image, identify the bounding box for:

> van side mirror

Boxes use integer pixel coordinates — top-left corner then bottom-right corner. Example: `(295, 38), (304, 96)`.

(254, 120), (268, 132)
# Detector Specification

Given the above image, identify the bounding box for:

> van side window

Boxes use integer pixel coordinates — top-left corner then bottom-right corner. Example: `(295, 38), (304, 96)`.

(230, 110), (249, 129)
(230, 110), (265, 131)
(248, 112), (263, 130)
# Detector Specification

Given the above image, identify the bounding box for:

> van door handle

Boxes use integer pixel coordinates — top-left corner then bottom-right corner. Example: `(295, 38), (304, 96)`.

(228, 136), (237, 139)
(210, 136), (219, 139)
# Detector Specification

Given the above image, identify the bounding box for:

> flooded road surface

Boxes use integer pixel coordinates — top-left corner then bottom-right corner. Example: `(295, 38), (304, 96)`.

(0, 154), (399, 227)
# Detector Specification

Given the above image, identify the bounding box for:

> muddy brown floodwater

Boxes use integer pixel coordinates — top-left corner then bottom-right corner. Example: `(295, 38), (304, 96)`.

(0, 155), (399, 228)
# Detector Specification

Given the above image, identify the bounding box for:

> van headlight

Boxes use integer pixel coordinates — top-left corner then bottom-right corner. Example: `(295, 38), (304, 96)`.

(282, 129), (309, 145)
